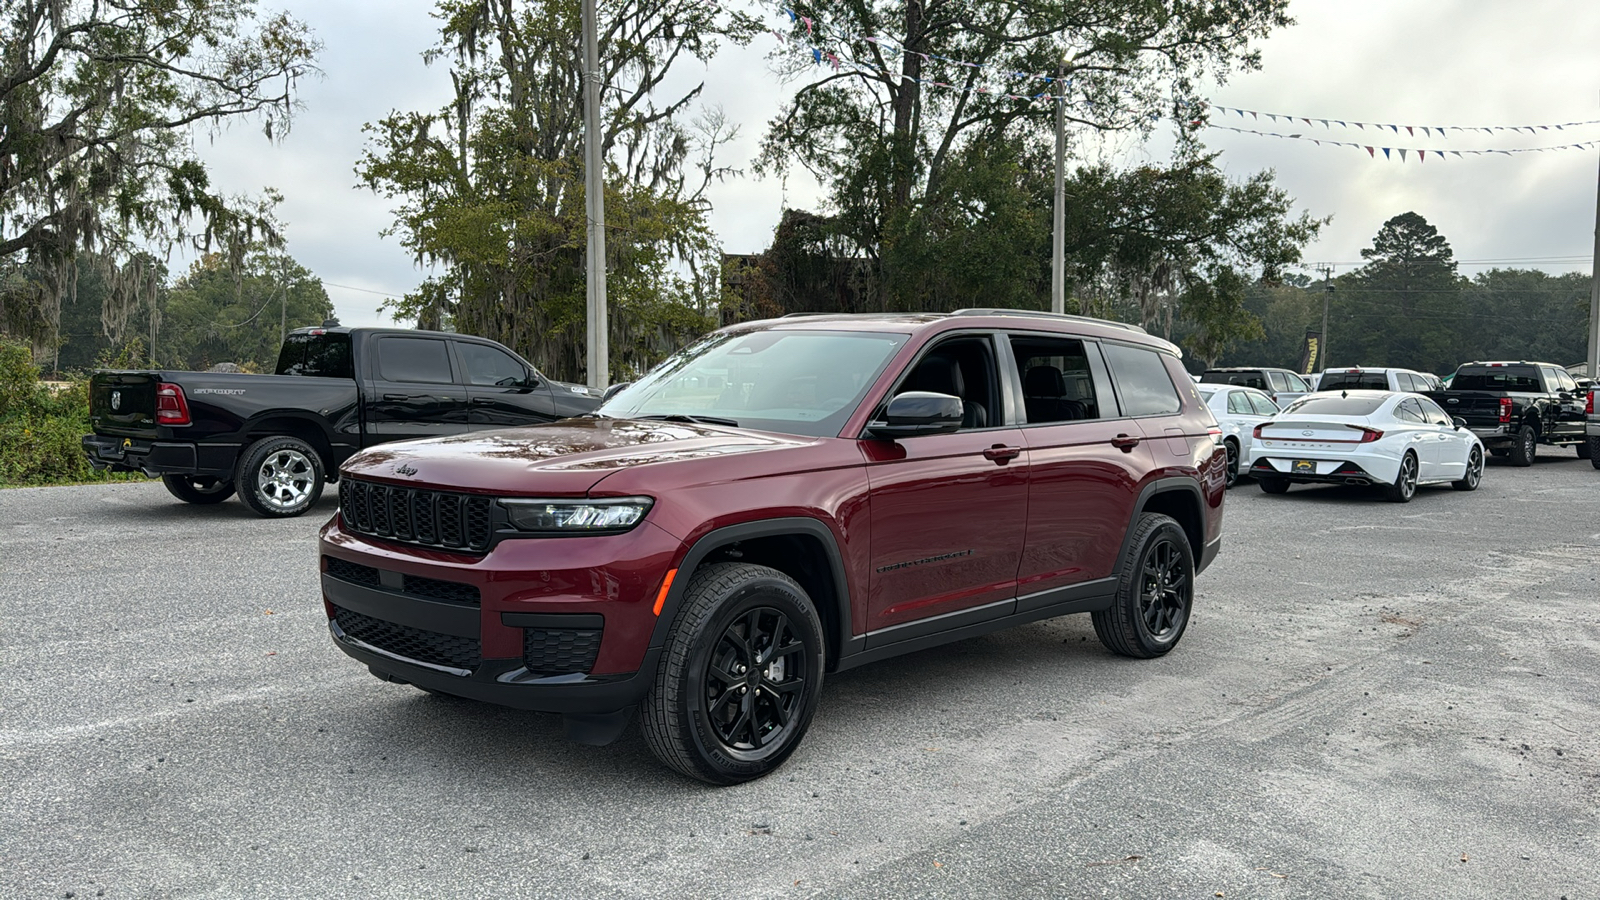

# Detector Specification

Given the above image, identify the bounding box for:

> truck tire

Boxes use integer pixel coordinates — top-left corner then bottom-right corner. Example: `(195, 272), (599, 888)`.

(1590, 436), (1600, 469)
(235, 436), (325, 518)
(640, 563), (825, 785)
(1577, 439), (1592, 461)
(1508, 425), (1537, 467)
(161, 475), (235, 505)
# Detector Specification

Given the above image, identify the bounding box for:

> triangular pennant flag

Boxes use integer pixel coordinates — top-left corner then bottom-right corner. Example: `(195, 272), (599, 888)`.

(801, 16), (813, 35)
(1251, 111), (1258, 119)
(787, 9), (797, 22)
(1405, 126), (1414, 136)
(1451, 151), (1462, 158)
(1417, 151), (1423, 164)
(1356, 123), (1365, 130)
(812, 48), (822, 63)
(1398, 148), (1407, 161)
(1421, 127), (1431, 138)
(1387, 125), (1399, 134)
(1319, 119), (1329, 127)
(1303, 118), (1313, 126)
(1382, 147), (1391, 159)
(1366, 146), (1375, 157)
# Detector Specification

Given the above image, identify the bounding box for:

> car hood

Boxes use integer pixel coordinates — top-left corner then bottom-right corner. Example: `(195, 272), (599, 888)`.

(340, 417), (813, 495)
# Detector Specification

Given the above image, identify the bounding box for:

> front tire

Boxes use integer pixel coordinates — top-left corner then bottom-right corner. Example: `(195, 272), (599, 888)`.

(161, 474), (235, 505)
(1384, 452), (1418, 503)
(235, 436), (325, 518)
(1092, 513), (1194, 659)
(1452, 446), (1483, 491)
(640, 563), (825, 785)
(1509, 425), (1537, 467)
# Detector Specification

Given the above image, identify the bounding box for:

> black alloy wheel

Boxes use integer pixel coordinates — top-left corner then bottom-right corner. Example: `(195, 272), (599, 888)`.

(161, 474), (235, 505)
(701, 607), (810, 755)
(1452, 446), (1483, 491)
(1384, 452), (1418, 503)
(641, 563), (825, 784)
(1093, 513), (1194, 658)
(1509, 425), (1537, 467)
(1223, 439), (1240, 487)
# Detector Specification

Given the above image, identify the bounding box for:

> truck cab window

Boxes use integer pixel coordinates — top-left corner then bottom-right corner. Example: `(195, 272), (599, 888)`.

(377, 338), (455, 384)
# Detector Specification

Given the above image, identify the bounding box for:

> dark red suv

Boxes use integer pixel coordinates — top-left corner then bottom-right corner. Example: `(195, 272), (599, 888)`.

(320, 310), (1227, 783)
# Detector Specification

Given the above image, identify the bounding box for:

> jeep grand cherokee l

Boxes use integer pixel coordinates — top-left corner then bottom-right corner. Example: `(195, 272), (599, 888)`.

(319, 310), (1227, 783)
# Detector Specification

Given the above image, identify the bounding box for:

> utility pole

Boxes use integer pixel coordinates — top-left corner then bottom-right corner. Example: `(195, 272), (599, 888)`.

(1319, 264), (1334, 371)
(582, 0), (609, 388)
(1588, 147), (1600, 382)
(1051, 64), (1067, 314)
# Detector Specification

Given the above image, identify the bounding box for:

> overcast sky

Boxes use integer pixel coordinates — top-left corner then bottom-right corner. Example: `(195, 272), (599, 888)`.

(193, 0), (1600, 326)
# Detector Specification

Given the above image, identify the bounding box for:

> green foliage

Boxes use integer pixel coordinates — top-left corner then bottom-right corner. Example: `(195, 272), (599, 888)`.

(1216, 213), (1593, 374)
(1, 1), (318, 349)
(358, 0), (756, 381)
(0, 340), (136, 486)
(160, 251), (333, 371)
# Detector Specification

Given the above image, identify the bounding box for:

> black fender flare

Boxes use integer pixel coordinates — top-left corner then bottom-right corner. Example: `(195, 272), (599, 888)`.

(646, 517), (855, 666)
(1113, 476), (1208, 577)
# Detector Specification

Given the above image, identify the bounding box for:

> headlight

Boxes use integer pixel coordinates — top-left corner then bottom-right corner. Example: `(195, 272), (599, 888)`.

(499, 497), (653, 534)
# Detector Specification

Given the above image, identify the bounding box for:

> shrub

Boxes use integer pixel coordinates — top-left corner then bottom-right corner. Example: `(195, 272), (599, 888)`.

(0, 339), (143, 486)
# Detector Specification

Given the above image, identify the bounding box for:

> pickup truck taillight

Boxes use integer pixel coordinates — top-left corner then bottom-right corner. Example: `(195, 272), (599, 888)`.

(156, 383), (192, 425)
(1498, 397), (1513, 424)
(1588, 391), (1595, 415)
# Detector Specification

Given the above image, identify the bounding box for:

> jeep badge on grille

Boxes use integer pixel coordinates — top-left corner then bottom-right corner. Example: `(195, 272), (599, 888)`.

(395, 464), (418, 476)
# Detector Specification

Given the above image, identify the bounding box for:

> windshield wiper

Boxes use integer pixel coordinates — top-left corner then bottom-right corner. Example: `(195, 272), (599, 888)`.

(640, 413), (740, 427)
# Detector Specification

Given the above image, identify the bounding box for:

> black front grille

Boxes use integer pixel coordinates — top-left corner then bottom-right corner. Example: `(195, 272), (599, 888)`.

(340, 479), (493, 552)
(403, 575), (481, 605)
(523, 628), (603, 677)
(325, 557), (381, 588)
(332, 604), (481, 671)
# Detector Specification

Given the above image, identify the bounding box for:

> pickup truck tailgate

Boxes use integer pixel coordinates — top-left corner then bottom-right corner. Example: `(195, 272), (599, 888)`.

(90, 372), (160, 435)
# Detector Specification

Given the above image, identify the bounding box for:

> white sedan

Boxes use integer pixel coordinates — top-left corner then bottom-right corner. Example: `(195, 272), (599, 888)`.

(1197, 384), (1280, 486)
(1247, 390), (1485, 502)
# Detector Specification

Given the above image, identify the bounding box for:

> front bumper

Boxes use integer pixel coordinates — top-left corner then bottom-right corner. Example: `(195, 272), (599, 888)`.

(81, 434), (237, 477)
(319, 515), (683, 720)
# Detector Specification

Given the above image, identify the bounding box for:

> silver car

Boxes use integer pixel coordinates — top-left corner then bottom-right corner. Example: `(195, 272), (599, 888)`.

(1197, 384), (1280, 486)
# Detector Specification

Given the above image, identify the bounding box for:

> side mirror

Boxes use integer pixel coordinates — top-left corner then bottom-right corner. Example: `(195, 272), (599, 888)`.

(866, 391), (963, 439)
(601, 382), (631, 402)
(1452, 416), (1467, 429)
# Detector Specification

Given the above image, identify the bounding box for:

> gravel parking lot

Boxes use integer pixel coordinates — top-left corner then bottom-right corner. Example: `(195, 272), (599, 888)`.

(3, 451), (1598, 899)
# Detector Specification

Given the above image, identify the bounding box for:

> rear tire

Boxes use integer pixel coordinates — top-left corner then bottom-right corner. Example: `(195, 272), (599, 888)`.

(1258, 477), (1290, 494)
(1384, 452), (1418, 503)
(161, 474), (235, 504)
(235, 436), (325, 518)
(1508, 425), (1537, 467)
(1223, 439), (1240, 488)
(1452, 446), (1483, 491)
(1577, 439), (1592, 460)
(640, 563), (825, 785)
(1093, 513), (1194, 659)
(1590, 436), (1600, 470)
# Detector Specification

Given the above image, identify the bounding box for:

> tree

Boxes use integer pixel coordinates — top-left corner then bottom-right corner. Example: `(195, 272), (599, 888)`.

(0, 0), (319, 353)
(758, 0), (1292, 307)
(1334, 212), (1464, 372)
(159, 250), (332, 371)
(358, 0), (758, 381)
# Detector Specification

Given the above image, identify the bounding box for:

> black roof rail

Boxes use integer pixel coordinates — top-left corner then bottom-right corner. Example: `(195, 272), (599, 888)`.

(947, 308), (1147, 334)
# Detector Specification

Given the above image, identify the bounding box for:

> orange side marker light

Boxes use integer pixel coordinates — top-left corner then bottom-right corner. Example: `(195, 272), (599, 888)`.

(652, 568), (678, 617)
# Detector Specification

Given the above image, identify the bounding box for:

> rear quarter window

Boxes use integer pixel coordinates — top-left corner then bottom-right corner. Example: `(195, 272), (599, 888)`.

(276, 333), (353, 378)
(1452, 366), (1542, 392)
(1103, 344), (1181, 416)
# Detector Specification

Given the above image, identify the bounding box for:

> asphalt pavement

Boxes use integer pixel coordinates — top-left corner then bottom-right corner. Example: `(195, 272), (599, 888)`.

(2, 450), (1597, 899)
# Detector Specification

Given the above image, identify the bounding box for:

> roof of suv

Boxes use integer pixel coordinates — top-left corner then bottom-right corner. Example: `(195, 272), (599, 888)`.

(739, 309), (1180, 355)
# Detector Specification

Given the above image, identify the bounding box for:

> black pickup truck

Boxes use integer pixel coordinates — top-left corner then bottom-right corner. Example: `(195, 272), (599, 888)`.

(83, 326), (603, 517)
(1425, 361), (1589, 466)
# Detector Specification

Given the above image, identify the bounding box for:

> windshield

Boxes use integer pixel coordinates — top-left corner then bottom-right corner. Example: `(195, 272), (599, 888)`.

(1281, 395), (1387, 416)
(1318, 372), (1389, 391)
(1451, 366), (1542, 392)
(599, 329), (908, 437)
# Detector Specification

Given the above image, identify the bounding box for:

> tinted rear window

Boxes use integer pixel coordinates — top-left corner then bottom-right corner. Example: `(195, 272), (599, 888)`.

(377, 337), (455, 384)
(1200, 370), (1268, 390)
(1281, 395), (1386, 416)
(276, 332), (353, 378)
(1319, 372), (1389, 391)
(1452, 366), (1541, 392)
(1103, 344), (1181, 416)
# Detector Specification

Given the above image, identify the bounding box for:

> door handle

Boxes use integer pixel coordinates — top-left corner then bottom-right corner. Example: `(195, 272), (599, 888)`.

(1111, 433), (1142, 452)
(472, 397), (494, 405)
(982, 444), (1022, 464)
(383, 393), (409, 401)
